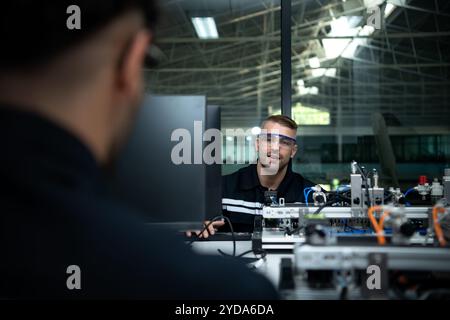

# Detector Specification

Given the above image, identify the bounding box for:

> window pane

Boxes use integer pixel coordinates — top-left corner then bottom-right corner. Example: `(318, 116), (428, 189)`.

(148, 0), (281, 172)
(291, 0), (450, 188)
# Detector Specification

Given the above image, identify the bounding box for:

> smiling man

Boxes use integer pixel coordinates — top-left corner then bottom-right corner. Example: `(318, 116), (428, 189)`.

(190, 115), (317, 236)
(220, 115), (316, 232)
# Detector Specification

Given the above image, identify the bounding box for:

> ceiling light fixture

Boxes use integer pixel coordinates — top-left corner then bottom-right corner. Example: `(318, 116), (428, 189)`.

(191, 17), (219, 39)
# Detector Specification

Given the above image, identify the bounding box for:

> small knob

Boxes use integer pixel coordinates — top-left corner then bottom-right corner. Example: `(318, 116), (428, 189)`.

(400, 222), (416, 237)
(315, 195), (325, 203)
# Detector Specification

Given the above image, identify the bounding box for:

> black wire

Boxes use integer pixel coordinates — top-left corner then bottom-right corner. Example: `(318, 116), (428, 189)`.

(339, 286), (348, 300)
(235, 249), (267, 259)
(328, 190), (352, 204)
(365, 182), (372, 207)
(354, 162), (372, 207)
(217, 215), (236, 257)
(255, 250), (267, 259)
(187, 215), (224, 246)
(187, 215), (237, 258)
(384, 191), (393, 202)
(235, 249), (254, 257)
(218, 217), (268, 259)
(313, 199), (339, 215)
(285, 225), (305, 235)
(221, 248), (267, 262)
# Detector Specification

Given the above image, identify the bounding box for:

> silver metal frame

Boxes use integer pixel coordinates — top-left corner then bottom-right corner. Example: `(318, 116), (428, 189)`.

(294, 244), (450, 272)
(262, 205), (430, 219)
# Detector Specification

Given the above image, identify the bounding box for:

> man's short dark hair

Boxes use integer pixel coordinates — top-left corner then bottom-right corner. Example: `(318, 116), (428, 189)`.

(0, 1), (159, 71)
(261, 115), (298, 130)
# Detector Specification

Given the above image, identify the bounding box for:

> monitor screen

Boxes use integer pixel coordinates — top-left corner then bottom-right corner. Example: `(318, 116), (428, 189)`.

(108, 95), (222, 230)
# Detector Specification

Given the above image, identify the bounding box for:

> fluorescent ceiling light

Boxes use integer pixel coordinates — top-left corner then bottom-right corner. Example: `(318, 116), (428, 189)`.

(191, 17), (219, 39)
(329, 16), (355, 36)
(296, 80), (319, 96)
(360, 25), (375, 36)
(251, 127), (261, 135)
(341, 25), (375, 58)
(311, 68), (337, 78)
(323, 16), (379, 60)
(309, 57), (321, 69)
(309, 87), (319, 95)
(298, 86), (319, 96)
(325, 68), (337, 77)
(343, 40), (361, 58)
(322, 17), (359, 59)
(384, 3), (396, 18)
(311, 68), (326, 78)
(364, 0), (383, 8)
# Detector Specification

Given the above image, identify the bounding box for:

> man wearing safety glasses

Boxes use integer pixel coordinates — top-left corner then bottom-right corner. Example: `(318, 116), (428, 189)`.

(188, 115), (316, 237)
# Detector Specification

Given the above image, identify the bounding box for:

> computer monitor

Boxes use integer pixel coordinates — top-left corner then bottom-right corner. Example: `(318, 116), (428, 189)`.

(109, 95), (222, 230)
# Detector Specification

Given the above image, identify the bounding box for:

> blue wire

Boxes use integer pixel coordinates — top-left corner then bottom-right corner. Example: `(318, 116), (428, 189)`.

(404, 188), (416, 206)
(336, 185), (350, 193)
(404, 188), (416, 197)
(303, 187), (311, 204)
(305, 189), (313, 206)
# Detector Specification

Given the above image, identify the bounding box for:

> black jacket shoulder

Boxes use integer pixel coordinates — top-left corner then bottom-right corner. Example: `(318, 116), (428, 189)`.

(0, 109), (278, 299)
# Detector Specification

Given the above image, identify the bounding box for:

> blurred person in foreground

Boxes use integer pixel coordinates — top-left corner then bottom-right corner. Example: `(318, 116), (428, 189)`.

(0, 0), (277, 299)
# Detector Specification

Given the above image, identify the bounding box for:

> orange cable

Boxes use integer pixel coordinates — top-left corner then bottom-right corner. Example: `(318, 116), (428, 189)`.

(432, 206), (448, 247)
(367, 206), (389, 245)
